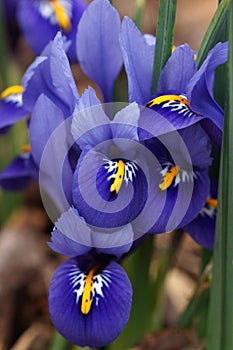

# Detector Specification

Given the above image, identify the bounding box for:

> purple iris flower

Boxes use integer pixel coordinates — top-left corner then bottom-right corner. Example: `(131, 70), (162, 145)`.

(0, 85), (29, 134)
(16, 0), (87, 62)
(184, 180), (218, 250)
(119, 17), (228, 149)
(75, 0), (228, 148)
(48, 207), (133, 347)
(0, 33), (78, 192)
(0, 146), (38, 191)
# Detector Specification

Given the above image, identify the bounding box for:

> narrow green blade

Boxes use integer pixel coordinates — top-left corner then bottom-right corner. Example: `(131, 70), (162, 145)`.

(196, 0), (229, 68)
(207, 4), (233, 350)
(151, 0), (177, 94)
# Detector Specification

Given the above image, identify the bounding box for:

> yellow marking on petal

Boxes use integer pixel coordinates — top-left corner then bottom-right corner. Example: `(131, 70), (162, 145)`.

(20, 144), (31, 153)
(81, 268), (96, 315)
(206, 198), (218, 209)
(1, 85), (24, 100)
(172, 45), (176, 52)
(110, 160), (125, 194)
(159, 165), (180, 191)
(50, 0), (71, 32)
(146, 94), (189, 108)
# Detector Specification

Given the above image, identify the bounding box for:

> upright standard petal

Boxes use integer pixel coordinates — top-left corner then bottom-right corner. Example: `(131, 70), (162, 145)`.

(119, 16), (154, 104)
(49, 256), (132, 348)
(157, 44), (197, 94)
(77, 0), (123, 102)
(29, 95), (74, 213)
(71, 87), (112, 149)
(49, 207), (133, 257)
(23, 32), (79, 118)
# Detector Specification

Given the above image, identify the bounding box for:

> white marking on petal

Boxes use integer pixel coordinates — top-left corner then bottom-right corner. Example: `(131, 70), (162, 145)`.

(4, 93), (23, 107)
(69, 266), (112, 307)
(35, 0), (72, 25)
(103, 159), (138, 186)
(162, 100), (197, 118)
(160, 163), (196, 188)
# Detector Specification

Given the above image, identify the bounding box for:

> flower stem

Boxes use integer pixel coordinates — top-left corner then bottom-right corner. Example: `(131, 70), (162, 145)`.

(206, 4), (233, 349)
(196, 0), (229, 68)
(0, 0), (9, 88)
(134, 0), (146, 30)
(151, 0), (177, 94)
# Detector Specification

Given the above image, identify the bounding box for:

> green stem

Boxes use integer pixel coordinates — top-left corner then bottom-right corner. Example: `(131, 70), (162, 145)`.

(108, 235), (155, 349)
(151, 0), (177, 94)
(0, 0), (9, 88)
(196, 0), (229, 68)
(134, 0), (146, 30)
(206, 4), (233, 350)
(149, 229), (184, 332)
(49, 331), (73, 350)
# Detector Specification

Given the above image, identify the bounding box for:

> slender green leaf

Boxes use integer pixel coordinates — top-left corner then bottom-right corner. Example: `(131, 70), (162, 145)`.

(108, 235), (154, 349)
(151, 0), (177, 94)
(0, 0), (9, 88)
(134, 0), (146, 30)
(149, 229), (184, 332)
(207, 4), (233, 350)
(196, 0), (229, 68)
(48, 331), (74, 350)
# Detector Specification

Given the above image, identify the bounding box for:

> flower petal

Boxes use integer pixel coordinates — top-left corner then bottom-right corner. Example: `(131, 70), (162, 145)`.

(143, 93), (204, 136)
(184, 209), (215, 250)
(49, 257), (132, 348)
(17, 0), (86, 62)
(29, 95), (74, 215)
(50, 206), (133, 257)
(71, 87), (111, 149)
(138, 124), (212, 233)
(29, 94), (67, 166)
(111, 102), (140, 142)
(77, 0), (123, 102)
(157, 44), (197, 94)
(72, 148), (148, 228)
(187, 42), (229, 148)
(0, 88), (29, 131)
(120, 16), (154, 104)
(23, 32), (79, 118)
(0, 153), (32, 190)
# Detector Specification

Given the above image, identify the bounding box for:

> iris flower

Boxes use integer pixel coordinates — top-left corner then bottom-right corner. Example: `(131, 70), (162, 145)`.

(23, 44), (211, 236)
(119, 18), (228, 149)
(1, 30), (212, 235)
(0, 33), (78, 190)
(75, 0), (228, 149)
(0, 85), (29, 134)
(184, 180), (218, 250)
(7, 0), (87, 62)
(48, 207), (133, 347)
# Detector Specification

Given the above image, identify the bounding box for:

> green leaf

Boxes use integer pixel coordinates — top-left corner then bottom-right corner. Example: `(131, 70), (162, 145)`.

(206, 4), (233, 350)
(134, 0), (146, 30)
(0, 0), (9, 88)
(151, 0), (177, 94)
(108, 235), (155, 349)
(196, 0), (229, 68)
